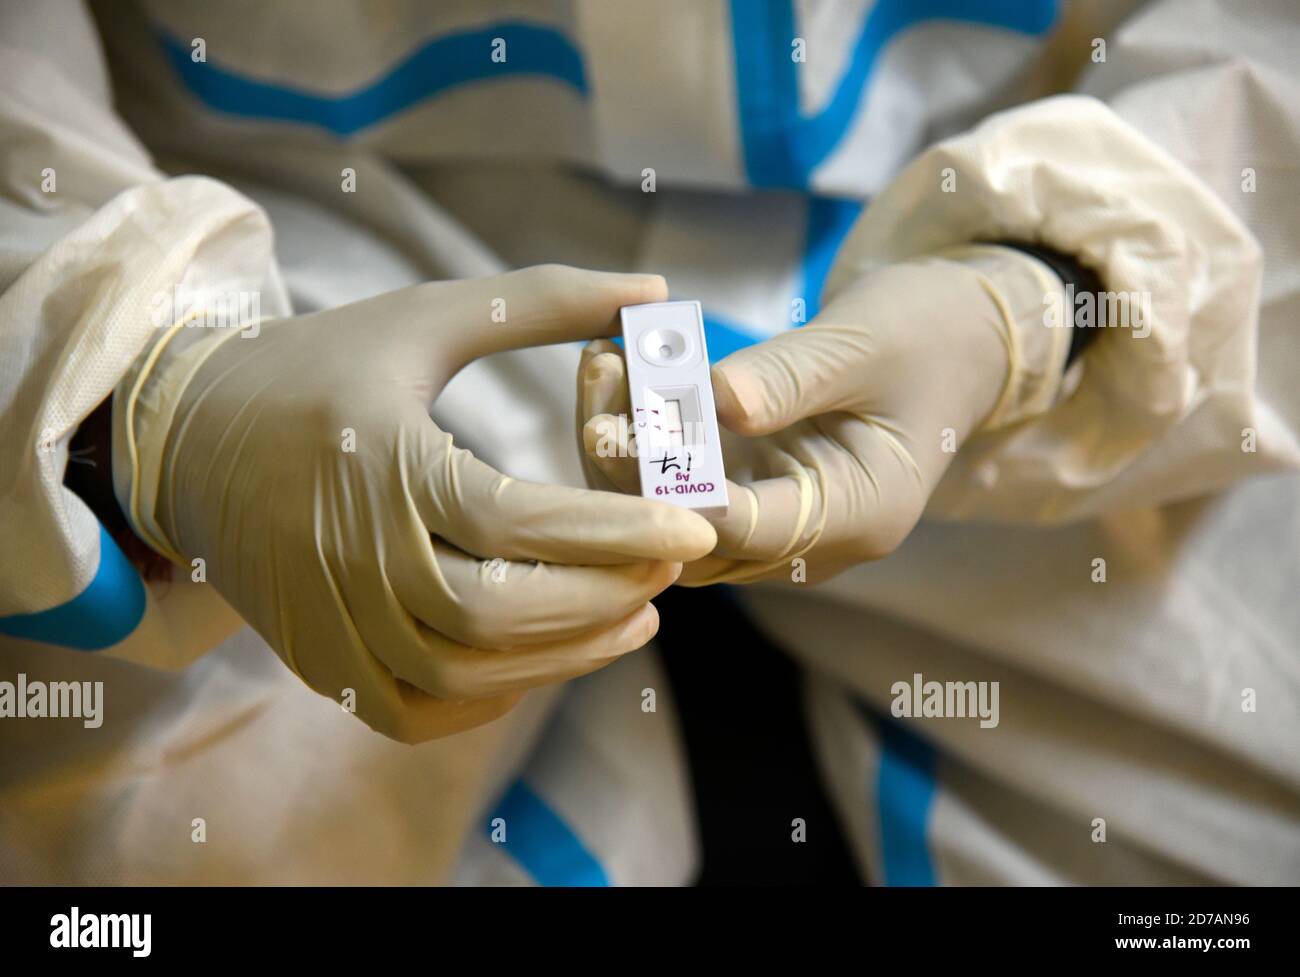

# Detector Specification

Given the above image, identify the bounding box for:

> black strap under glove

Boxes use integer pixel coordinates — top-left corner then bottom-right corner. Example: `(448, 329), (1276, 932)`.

(992, 240), (1105, 365)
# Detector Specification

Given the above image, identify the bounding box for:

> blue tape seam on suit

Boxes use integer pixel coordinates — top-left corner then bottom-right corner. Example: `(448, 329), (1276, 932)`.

(0, 522), (146, 651)
(158, 22), (587, 136)
(486, 779), (611, 886)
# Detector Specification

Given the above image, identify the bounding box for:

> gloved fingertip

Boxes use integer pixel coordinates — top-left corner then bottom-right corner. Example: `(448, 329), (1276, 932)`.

(633, 273), (669, 305)
(644, 559), (684, 590)
(663, 508), (718, 561)
(583, 414), (622, 456)
(632, 601), (660, 645)
(582, 338), (621, 360)
(586, 351), (625, 382)
(604, 603), (661, 657)
(711, 364), (764, 434)
(595, 271), (669, 312)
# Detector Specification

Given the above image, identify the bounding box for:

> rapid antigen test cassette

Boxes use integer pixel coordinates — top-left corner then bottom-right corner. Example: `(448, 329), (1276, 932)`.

(620, 301), (729, 518)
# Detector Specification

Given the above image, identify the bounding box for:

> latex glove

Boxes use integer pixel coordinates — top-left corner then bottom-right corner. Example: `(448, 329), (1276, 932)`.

(580, 247), (1067, 584)
(114, 265), (716, 742)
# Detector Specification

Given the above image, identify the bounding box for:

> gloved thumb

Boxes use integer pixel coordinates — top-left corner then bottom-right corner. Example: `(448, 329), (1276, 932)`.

(712, 324), (867, 436)
(448, 264), (668, 365)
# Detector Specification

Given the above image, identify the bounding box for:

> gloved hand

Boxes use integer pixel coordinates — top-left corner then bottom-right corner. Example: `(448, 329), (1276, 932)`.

(114, 265), (716, 742)
(580, 247), (1068, 584)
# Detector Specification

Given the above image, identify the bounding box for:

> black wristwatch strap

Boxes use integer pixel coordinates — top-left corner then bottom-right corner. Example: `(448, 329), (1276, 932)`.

(991, 240), (1104, 365)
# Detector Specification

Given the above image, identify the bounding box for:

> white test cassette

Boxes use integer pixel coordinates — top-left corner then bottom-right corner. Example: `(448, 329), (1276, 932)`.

(619, 301), (729, 518)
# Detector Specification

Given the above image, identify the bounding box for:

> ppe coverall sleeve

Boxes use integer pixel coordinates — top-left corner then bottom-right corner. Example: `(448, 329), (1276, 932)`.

(824, 2), (1300, 524)
(0, 1), (287, 648)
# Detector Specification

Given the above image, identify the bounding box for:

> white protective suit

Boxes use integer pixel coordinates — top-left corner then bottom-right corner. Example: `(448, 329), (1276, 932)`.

(1, 0), (1298, 884)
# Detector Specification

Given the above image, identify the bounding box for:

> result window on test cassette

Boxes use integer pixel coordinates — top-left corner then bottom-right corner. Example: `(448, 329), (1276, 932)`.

(646, 385), (705, 447)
